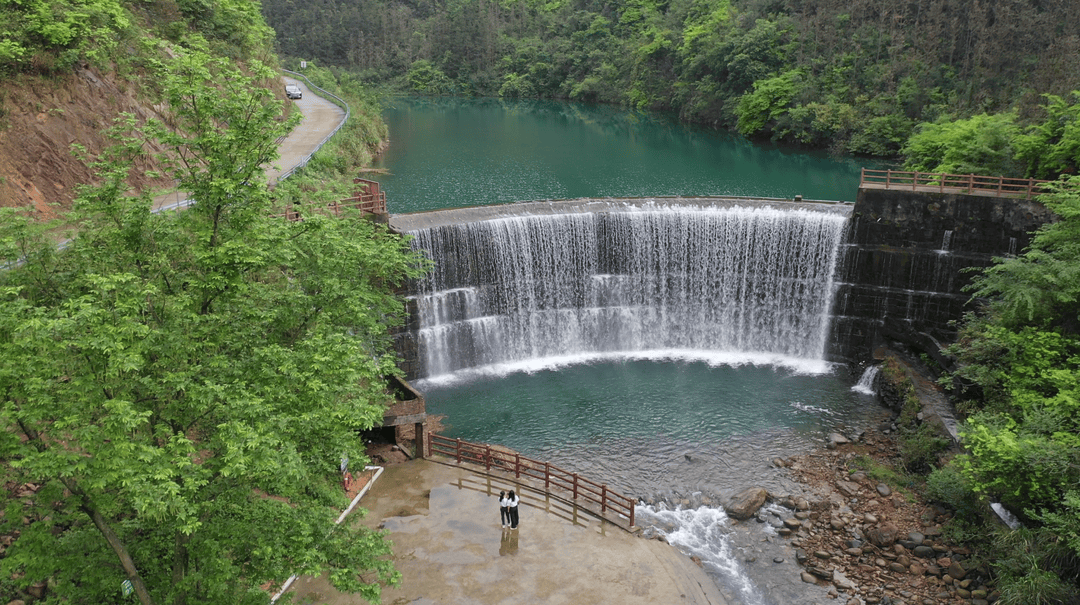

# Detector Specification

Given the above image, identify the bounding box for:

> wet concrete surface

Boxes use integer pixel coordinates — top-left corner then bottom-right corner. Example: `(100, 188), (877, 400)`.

(288, 459), (728, 605)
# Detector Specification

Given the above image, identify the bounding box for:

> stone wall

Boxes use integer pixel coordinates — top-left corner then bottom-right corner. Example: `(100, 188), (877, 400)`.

(828, 188), (1055, 364)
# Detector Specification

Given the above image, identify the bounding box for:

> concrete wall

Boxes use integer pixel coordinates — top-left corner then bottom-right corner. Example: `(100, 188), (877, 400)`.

(828, 188), (1055, 364)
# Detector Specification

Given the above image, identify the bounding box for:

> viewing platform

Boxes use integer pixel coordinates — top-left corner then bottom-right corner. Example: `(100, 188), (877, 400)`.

(859, 168), (1051, 199)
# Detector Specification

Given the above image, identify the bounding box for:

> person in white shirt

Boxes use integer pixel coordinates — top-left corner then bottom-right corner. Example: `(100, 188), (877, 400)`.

(507, 490), (520, 529)
(499, 491), (511, 528)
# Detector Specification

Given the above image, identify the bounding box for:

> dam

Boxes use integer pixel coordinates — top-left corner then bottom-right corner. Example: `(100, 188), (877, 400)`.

(392, 197), (852, 380)
(390, 189), (1053, 381)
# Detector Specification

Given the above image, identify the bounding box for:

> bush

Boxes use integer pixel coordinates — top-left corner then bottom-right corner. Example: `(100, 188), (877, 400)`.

(994, 528), (1080, 605)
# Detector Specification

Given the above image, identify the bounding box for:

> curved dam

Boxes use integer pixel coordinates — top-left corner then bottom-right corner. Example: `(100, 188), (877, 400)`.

(390, 197), (854, 380)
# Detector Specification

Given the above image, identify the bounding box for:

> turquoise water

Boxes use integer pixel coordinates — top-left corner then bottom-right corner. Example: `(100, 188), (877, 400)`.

(376, 97), (883, 493)
(372, 97), (870, 212)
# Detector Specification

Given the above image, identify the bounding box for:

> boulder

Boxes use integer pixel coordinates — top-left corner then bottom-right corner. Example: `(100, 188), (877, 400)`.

(867, 523), (899, 547)
(725, 487), (768, 520)
(947, 560), (968, 580)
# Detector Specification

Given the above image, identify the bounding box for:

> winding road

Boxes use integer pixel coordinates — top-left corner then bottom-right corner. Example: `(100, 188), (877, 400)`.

(152, 75), (347, 212)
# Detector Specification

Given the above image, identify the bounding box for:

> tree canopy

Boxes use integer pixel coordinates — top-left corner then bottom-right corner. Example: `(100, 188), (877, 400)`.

(0, 48), (424, 604)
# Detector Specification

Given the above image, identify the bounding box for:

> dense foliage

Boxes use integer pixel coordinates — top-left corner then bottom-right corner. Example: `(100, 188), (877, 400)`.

(941, 176), (1080, 602)
(0, 49), (423, 604)
(261, 0), (1080, 165)
(0, 0), (274, 73)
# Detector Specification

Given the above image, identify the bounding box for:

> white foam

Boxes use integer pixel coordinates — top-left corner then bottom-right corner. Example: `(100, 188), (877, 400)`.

(636, 504), (766, 605)
(415, 350), (838, 389)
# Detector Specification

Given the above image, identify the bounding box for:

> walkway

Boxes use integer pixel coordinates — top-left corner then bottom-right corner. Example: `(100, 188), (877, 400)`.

(287, 459), (728, 605)
(152, 75), (346, 212)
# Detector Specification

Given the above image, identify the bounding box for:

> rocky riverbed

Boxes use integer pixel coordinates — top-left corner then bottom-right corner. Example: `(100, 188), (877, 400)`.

(638, 423), (994, 605)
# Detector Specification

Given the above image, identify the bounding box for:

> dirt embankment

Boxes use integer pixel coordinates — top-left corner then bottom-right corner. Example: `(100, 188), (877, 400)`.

(0, 67), (174, 219)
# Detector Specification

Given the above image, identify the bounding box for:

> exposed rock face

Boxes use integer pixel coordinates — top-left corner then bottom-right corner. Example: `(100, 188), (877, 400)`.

(724, 487), (768, 520)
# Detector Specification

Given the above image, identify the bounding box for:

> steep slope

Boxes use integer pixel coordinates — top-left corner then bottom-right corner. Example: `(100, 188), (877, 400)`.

(0, 67), (173, 219)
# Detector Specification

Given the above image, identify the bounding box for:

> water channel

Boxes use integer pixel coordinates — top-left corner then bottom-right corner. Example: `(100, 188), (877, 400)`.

(371, 97), (887, 605)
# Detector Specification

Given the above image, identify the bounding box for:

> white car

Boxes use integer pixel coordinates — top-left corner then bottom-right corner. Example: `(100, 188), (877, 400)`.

(285, 84), (302, 99)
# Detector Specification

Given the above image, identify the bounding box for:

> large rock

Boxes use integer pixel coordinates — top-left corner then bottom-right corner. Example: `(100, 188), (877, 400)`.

(725, 487), (768, 520)
(867, 523), (899, 547)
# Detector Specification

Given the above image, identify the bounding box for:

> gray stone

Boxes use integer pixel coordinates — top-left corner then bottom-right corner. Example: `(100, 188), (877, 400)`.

(908, 531), (926, 544)
(725, 487), (768, 520)
(832, 570), (857, 591)
(830, 432), (850, 446)
(784, 518), (803, 529)
(913, 545), (935, 558)
(801, 571), (818, 584)
(889, 561), (908, 573)
(876, 483), (892, 497)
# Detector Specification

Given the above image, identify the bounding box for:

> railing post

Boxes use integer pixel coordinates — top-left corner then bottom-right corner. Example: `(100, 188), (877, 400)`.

(455, 438), (462, 464)
(912, 170), (918, 191)
(629, 497), (635, 528)
(544, 462), (550, 490)
(886, 169), (892, 188)
(998, 176), (1004, 197)
(601, 485), (608, 514)
(968, 174), (974, 193)
(485, 445), (491, 471)
(939, 172), (945, 193)
(515, 453), (521, 478)
(572, 473), (579, 500)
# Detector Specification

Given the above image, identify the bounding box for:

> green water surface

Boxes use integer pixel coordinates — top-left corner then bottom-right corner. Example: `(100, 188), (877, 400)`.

(372, 97), (872, 213)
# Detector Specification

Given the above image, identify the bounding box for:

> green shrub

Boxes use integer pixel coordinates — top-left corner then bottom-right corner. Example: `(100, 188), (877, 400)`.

(899, 422), (949, 474)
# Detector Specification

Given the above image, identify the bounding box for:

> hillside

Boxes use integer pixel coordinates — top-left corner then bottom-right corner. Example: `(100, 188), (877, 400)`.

(0, 68), (174, 219)
(0, 0), (281, 217)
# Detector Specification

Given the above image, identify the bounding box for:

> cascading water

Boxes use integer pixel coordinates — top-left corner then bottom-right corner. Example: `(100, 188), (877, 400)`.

(851, 364), (880, 395)
(406, 202), (850, 381)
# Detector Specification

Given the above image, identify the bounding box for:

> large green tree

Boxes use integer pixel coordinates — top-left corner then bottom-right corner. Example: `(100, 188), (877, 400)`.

(0, 47), (422, 604)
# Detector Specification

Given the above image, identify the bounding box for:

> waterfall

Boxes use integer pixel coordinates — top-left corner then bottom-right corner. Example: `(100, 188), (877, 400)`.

(407, 203), (850, 380)
(851, 365), (880, 395)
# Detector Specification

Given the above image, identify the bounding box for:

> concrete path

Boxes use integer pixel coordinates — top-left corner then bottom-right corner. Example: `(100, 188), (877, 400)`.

(152, 75), (346, 211)
(288, 459), (728, 605)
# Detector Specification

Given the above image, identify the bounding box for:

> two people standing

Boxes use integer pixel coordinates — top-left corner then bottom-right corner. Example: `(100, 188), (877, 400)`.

(499, 490), (519, 529)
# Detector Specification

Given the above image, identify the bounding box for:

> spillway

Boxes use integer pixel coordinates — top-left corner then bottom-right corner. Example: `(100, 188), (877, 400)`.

(392, 198), (853, 380)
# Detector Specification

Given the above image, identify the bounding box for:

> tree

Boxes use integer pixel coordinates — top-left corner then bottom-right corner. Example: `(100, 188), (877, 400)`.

(0, 46), (423, 604)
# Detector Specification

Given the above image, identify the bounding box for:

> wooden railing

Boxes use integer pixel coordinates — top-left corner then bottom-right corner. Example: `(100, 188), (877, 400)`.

(860, 168), (1050, 199)
(426, 433), (636, 529)
(272, 178), (386, 221)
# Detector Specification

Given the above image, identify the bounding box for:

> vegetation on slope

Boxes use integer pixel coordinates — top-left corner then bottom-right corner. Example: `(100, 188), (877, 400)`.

(0, 48), (422, 604)
(1, 1), (423, 605)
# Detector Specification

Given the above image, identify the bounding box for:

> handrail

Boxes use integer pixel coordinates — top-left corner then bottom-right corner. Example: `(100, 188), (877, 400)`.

(277, 69), (351, 182)
(860, 168), (1050, 199)
(426, 433), (636, 529)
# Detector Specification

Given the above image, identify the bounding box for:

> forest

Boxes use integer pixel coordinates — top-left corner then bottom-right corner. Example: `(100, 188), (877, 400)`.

(261, 0), (1080, 173)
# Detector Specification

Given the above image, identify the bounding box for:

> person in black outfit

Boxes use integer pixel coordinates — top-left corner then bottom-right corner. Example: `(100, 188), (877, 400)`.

(508, 490), (520, 529)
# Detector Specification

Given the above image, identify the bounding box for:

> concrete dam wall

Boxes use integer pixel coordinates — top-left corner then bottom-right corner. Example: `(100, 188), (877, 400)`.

(389, 193), (1054, 380)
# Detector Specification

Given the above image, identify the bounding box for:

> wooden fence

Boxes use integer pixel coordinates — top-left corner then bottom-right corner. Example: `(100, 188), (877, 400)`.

(426, 433), (636, 529)
(272, 178), (386, 221)
(860, 168), (1050, 199)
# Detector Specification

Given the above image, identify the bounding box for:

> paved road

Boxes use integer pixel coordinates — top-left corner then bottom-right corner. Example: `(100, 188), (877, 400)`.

(153, 75), (346, 211)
